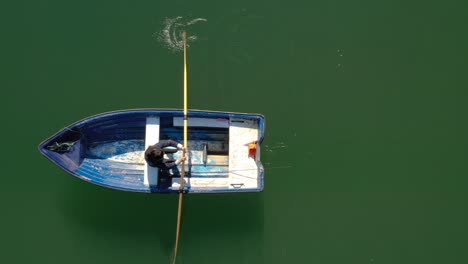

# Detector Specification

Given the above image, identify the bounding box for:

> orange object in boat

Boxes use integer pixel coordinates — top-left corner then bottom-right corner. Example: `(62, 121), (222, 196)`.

(248, 141), (257, 157)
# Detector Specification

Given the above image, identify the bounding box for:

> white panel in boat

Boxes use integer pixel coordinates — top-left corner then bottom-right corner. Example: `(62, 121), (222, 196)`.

(144, 117), (160, 186)
(228, 118), (259, 189)
(173, 117), (229, 128)
(171, 177), (230, 188)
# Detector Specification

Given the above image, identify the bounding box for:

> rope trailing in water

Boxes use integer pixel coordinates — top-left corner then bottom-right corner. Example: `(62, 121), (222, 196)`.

(172, 31), (188, 264)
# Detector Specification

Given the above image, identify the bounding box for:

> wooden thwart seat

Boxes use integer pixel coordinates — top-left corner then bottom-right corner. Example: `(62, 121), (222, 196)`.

(144, 117), (160, 186)
(173, 117), (229, 128)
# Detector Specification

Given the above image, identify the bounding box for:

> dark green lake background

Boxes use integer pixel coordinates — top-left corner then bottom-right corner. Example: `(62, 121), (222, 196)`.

(3, 0), (468, 263)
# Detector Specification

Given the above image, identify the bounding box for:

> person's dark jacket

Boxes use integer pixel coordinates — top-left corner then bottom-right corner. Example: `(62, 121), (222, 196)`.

(144, 139), (179, 169)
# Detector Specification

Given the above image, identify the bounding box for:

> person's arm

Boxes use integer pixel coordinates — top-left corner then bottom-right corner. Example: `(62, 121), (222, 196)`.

(171, 140), (184, 150)
(155, 139), (180, 149)
(163, 156), (186, 169)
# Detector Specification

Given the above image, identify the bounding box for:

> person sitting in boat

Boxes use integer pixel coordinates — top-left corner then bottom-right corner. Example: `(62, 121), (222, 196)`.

(144, 139), (187, 176)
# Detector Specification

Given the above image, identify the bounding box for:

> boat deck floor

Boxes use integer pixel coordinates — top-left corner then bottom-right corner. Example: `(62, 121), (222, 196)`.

(73, 115), (261, 192)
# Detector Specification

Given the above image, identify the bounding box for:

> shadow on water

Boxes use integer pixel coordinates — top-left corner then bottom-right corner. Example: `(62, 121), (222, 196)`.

(56, 179), (264, 258)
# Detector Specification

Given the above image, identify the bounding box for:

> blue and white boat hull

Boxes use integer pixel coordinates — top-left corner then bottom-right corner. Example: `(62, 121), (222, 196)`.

(39, 109), (265, 193)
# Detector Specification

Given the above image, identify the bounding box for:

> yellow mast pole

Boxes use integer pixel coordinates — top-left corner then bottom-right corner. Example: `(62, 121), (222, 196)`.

(172, 31), (188, 264)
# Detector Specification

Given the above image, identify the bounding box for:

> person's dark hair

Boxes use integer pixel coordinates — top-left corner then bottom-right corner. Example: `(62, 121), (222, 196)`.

(145, 145), (164, 167)
(150, 148), (163, 160)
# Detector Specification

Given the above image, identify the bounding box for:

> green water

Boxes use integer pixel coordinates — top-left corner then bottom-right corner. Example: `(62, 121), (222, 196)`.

(3, 0), (468, 263)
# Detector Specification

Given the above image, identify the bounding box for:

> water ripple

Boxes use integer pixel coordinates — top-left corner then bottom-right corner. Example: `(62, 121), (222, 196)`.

(156, 16), (207, 52)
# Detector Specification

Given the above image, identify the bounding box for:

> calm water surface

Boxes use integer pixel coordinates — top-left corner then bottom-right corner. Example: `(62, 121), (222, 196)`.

(3, 0), (468, 263)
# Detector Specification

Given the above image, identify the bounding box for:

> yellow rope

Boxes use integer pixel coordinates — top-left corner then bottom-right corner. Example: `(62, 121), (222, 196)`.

(172, 31), (188, 264)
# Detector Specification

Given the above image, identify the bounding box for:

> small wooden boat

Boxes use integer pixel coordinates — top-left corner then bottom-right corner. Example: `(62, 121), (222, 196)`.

(39, 109), (265, 193)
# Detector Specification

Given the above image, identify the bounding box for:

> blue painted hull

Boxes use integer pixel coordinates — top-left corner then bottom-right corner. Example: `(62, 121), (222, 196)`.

(39, 109), (265, 193)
